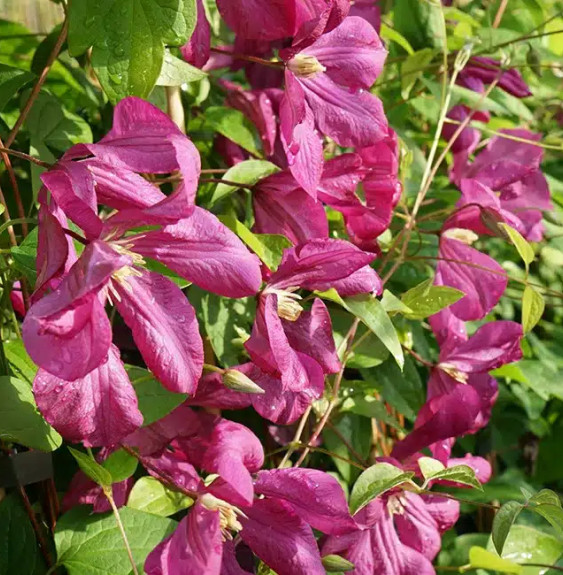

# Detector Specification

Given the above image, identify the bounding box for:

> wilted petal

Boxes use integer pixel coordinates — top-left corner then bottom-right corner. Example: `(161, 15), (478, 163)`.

(115, 270), (203, 394)
(145, 503), (223, 575)
(34, 345), (143, 447)
(437, 236), (507, 321)
(255, 468), (356, 534)
(269, 238), (375, 290)
(132, 207), (262, 297)
(240, 498), (326, 575)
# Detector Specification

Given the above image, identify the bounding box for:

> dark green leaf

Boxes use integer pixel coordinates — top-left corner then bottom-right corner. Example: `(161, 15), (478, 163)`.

(394, 0), (445, 51)
(68, 0), (197, 102)
(11, 228), (39, 286)
(0, 63), (34, 113)
(68, 447), (112, 487)
(101, 449), (138, 483)
(55, 506), (176, 575)
(349, 463), (414, 515)
(492, 501), (524, 555)
(531, 504), (563, 537)
(0, 376), (61, 451)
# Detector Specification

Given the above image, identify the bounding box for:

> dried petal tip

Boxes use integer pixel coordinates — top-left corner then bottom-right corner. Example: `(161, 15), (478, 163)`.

(223, 369), (265, 394)
(276, 292), (303, 321)
(438, 362), (469, 384)
(287, 54), (326, 78)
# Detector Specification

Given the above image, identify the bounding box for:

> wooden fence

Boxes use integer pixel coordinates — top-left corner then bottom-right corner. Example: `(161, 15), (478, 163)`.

(0, 0), (63, 33)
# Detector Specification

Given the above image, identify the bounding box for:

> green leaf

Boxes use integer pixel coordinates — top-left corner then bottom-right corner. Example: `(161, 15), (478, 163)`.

(349, 463), (414, 515)
(529, 489), (562, 507)
(401, 48), (435, 98)
(0, 494), (45, 575)
(343, 295), (404, 369)
(341, 396), (404, 431)
(127, 366), (186, 426)
(68, 447), (112, 488)
(401, 279), (464, 319)
(379, 23), (414, 54)
(522, 286), (544, 333)
(381, 290), (413, 315)
(418, 457), (483, 490)
(219, 215), (292, 271)
(4, 339), (37, 386)
(55, 506), (176, 575)
(102, 449), (138, 483)
(127, 476), (193, 516)
(498, 223), (535, 271)
(11, 228), (39, 286)
(530, 503), (563, 537)
(68, 0), (197, 102)
(210, 160), (280, 205)
(193, 289), (254, 367)
(0, 63), (34, 113)
(204, 107), (261, 157)
(322, 555), (355, 572)
(469, 547), (522, 574)
(156, 50), (206, 86)
(393, 0), (445, 51)
(492, 501), (524, 555)
(0, 376), (61, 451)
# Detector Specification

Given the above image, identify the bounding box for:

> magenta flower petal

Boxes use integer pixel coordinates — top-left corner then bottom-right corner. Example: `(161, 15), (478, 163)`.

(221, 541), (253, 575)
(188, 366), (254, 411)
(350, 0), (381, 31)
(240, 498), (326, 575)
(437, 235), (507, 321)
(254, 468), (356, 534)
(283, 298), (341, 374)
(331, 265), (383, 296)
(145, 503), (223, 575)
(181, 0), (211, 68)
(447, 455), (492, 484)
(114, 270), (204, 394)
(23, 241), (130, 380)
(34, 345), (143, 447)
(443, 320), (523, 373)
(62, 472), (133, 514)
(132, 207), (262, 297)
(269, 238), (375, 291)
(391, 385), (482, 461)
(143, 451), (204, 493)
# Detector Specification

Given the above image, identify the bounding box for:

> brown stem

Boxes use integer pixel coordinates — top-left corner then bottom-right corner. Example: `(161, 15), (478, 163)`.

(0, 183), (17, 247)
(0, 138), (27, 237)
(210, 46), (284, 69)
(6, 18), (69, 148)
(521, 564), (563, 572)
(0, 146), (53, 169)
(403, 346), (434, 368)
(63, 228), (89, 245)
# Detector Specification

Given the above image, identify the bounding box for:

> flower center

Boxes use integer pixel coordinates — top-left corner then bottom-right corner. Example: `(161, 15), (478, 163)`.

(199, 493), (245, 540)
(287, 54), (326, 78)
(387, 494), (407, 516)
(442, 227), (479, 245)
(107, 241), (146, 303)
(438, 362), (469, 384)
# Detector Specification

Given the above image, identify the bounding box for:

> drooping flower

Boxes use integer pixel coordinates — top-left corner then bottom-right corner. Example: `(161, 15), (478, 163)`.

(181, 0), (211, 68)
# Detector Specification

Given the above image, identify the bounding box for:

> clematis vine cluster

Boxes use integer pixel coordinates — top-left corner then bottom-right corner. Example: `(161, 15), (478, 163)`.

(3, 0), (555, 574)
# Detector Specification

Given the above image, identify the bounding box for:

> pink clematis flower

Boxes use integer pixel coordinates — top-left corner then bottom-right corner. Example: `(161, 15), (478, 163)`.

(350, 0), (381, 32)
(280, 16), (388, 193)
(181, 0), (211, 68)
(451, 130), (552, 241)
(145, 466), (355, 575)
(392, 314), (523, 462)
(23, 97), (262, 446)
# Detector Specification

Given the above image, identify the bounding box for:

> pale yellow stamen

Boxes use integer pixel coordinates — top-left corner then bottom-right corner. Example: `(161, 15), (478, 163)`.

(287, 54), (326, 78)
(199, 493), (245, 540)
(442, 227), (479, 245)
(387, 494), (408, 516)
(438, 362), (469, 384)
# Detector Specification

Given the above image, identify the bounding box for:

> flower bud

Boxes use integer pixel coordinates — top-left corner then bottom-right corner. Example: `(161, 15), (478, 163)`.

(223, 369), (265, 394)
(442, 227), (479, 245)
(322, 554), (355, 572)
(287, 54), (326, 78)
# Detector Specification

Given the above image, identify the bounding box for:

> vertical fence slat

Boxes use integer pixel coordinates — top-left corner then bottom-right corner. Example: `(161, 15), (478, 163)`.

(0, 0), (63, 33)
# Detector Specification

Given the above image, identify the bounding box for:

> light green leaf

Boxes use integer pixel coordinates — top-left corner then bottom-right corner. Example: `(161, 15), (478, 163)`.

(127, 477), (193, 517)
(349, 463), (414, 515)
(55, 506), (176, 575)
(380, 23), (414, 54)
(0, 63), (34, 113)
(401, 48), (435, 98)
(393, 0), (445, 51)
(0, 376), (61, 451)
(322, 555), (355, 572)
(529, 489), (562, 507)
(4, 339), (37, 386)
(210, 160), (279, 205)
(343, 295), (404, 369)
(156, 50), (206, 86)
(11, 228), (38, 286)
(381, 290), (413, 315)
(219, 215), (292, 271)
(492, 501), (524, 555)
(419, 457), (482, 490)
(0, 494), (44, 575)
(530, 503), (563, 537)
(68, 0), (197, 102)
(204, 107), (261, 157)
(401, 279), (464, 319)
(522, 286), (544, 333)
(469, 547), (522, 574)
(68, 448), (112, 488)
(102, 449), (138, 483)
(498, 223), (535, 270)
(128, 366), (186, 426)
